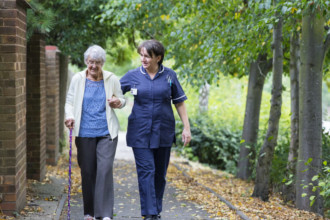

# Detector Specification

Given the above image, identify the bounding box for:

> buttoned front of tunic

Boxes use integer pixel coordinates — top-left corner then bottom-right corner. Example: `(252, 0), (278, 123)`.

(120, 65), (187, 148)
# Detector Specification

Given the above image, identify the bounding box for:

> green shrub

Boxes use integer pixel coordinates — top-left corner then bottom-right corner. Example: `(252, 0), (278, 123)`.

(269, 130), (291, 186)
(319, 161), (330, 218)
(321, 131), (330, 217)
(275, 130), (330, 216)
(174, 115), (241, 174)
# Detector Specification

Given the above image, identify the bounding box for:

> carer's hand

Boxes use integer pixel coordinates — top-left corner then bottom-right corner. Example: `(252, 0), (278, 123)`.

(108, 96), (122, 109)
(182, 128), (191, 146)
(65, 119), (75, 129)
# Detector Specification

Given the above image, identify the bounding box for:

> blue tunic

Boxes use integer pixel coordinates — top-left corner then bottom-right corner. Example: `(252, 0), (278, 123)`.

(120, 65), (187, 148)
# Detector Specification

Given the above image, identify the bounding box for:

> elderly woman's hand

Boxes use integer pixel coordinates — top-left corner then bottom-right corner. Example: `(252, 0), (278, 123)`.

(65, 119), (75, 129)
(108, 96), (122, 109)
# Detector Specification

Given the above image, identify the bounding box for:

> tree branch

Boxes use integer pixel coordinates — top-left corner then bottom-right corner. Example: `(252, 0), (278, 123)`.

(142, 30), (155, 39)
(131, 29), (138, 49)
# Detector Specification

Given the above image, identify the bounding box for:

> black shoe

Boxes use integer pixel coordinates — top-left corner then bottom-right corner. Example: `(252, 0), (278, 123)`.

(157, 214), (161, 219)
(143, 215), (154, 220)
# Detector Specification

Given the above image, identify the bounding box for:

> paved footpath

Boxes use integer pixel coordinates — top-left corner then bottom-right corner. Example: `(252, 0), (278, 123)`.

(59, 132), (213, 220)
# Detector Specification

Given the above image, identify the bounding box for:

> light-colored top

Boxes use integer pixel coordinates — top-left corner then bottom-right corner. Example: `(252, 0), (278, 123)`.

(79, 79), (109, 137)
(65, 69), (126, 137)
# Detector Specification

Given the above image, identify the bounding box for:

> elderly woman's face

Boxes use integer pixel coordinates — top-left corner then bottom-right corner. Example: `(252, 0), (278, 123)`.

(87, 57), (103, 76)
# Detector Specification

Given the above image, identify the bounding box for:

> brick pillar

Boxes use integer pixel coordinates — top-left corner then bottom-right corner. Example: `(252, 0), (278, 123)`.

(45, 46), (60, 165)
(0, 0), (31, 215)
(26, 32), (46, 181)
(59, 54), (68, 142)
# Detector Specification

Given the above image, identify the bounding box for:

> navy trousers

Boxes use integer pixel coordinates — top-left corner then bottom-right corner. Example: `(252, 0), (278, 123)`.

(133, 147), (171, 216)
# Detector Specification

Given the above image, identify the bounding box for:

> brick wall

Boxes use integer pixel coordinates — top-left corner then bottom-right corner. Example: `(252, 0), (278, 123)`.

(0, 0), (31, 215)
(45, 46), (60, 165)
(26, 32), (46, 181)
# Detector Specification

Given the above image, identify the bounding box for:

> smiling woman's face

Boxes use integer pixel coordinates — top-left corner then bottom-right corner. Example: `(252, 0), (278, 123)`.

(86, 58), (103, 79)
(139, 47), (161, 72)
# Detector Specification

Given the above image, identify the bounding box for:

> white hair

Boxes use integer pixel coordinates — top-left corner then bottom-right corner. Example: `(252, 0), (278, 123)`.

(84, 45), (106, 65)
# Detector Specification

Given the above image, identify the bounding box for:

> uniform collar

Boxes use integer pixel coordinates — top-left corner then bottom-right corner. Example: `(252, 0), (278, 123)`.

(140, 65), (165, 75)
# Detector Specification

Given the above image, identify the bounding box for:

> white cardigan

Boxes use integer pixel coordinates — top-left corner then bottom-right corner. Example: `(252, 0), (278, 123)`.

(65, 69), (126, 137)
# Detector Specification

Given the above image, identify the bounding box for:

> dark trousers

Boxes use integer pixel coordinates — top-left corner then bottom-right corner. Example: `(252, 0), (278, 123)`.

(133, 147), (171, 216)
(75, 135), (118, 218)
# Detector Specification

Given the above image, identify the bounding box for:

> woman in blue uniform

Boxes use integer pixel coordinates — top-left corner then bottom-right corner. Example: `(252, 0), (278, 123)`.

(120, 39), (191, 220)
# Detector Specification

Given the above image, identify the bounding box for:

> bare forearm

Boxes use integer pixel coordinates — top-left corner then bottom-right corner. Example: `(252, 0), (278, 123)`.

(175, 102), (190, 129)
(175, 102), (191, 146)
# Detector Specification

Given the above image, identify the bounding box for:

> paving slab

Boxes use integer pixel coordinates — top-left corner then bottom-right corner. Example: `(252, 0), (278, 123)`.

(17, 176), (66, 220)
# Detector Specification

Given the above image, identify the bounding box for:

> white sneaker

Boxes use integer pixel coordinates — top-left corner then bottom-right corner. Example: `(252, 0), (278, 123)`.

(102, 217), (112, 220)
(84, 215), (94, 220)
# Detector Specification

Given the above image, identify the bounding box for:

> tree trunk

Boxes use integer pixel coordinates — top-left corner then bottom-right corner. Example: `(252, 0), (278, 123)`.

(199, 82), (210, 113)
(295, 10), (325, 215)
(283, 30), (300, 202)
(237, 54), (271, 180)
(252, 17), (283, 201)
(288, 30), (300, 174)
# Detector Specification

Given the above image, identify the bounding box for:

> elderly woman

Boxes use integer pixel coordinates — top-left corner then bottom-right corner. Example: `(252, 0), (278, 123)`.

(120, 39), (191, 220)
(65, 45), (125, 220)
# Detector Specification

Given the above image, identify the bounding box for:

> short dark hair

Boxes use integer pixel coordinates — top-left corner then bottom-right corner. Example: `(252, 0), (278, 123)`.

(137, 39), (165, 65)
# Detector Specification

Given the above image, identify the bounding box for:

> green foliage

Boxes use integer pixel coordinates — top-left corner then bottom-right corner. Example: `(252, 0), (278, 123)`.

(114, 108), (129, 132)
(103, 38), (140, 77)
(249, 125), (290, 183)
(322, 129), (330, 165)
(98, 0), (176, 40)
(280, 131), (330, 215)
(26, 0), (56, 41)
(59, 132), (67, 153)
(319, 161), (330, 218)
(172, 76), (249, 174)
(40, 0), (117, 67)
(30, 0), (330, 209)
(167, 0), (267, 87)
(274, 130), (328, 182)
(174, 116), (241, 174)
(79, 0), (330, 89)
(322, 81), (330, 120)
(68, 63), (82, 73)
(182, 76), (248, 131)
(29, 0), (330, 82)
(174, 73), (294, 176)
(297, 157), (330, 215)
(172, 76), (242, 173)
(114, 97), (134, 132)
(98, 0), (274, 87)
(270, 130), (291, 185)
(307, 130), (330, 215)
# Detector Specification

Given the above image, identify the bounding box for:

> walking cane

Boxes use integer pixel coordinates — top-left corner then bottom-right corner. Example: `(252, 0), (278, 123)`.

(67, 128), (73, 220)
